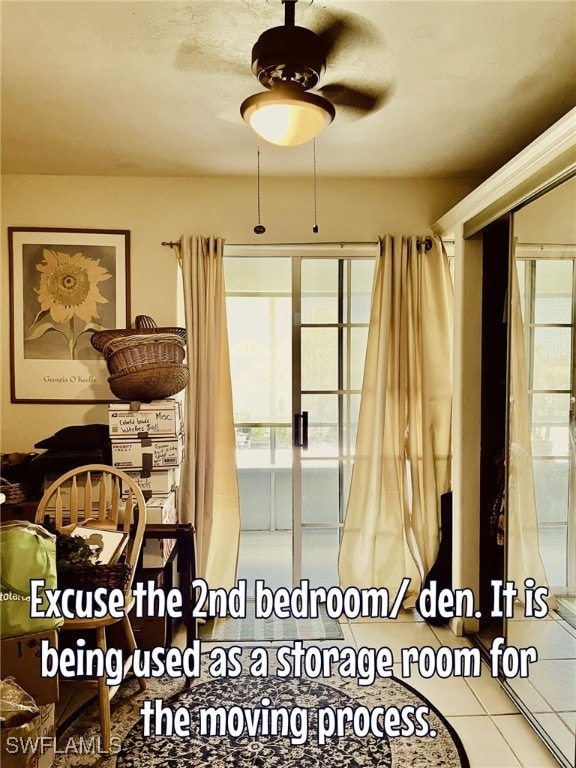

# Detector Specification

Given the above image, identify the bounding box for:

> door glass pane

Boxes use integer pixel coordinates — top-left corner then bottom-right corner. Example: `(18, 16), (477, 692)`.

(301, 394), (338, 457)
(531, 327), (572, 389)
(225, 257), (291, 293)
(301, 327), (338, 391)
(350, 260), (375, 323)
(343, 393), (362, 458)
(534, 260), (574, 323)
(227, 295), (291, 423)
(531, 424), (569, 456)
(225, 257), (293, 593)
(531, 392), (571, 426)
(238, 460), (271, 530)
(237, 531), (292, 594)
(344, 327), (369, 390)
(533, 459), (569, 523)
(302, 528), (340, 587)
(538, 526), (568, 587)
(301, 259), (338, 323)
(302, 461), (339, 524)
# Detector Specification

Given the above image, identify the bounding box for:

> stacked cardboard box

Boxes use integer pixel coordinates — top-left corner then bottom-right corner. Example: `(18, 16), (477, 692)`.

(108, 399), (183, 569)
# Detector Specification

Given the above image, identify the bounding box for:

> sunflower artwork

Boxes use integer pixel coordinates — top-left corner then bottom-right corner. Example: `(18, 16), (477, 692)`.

(28, 248), (112, 360)
(9, 228), (130, 402)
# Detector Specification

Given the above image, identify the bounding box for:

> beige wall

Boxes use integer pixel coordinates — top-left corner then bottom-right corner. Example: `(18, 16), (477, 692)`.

(1, 173), (478, 451)
(513, 175), (576, 244)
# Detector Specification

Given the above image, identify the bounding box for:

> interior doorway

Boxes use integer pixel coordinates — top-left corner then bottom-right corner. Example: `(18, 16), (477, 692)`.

(224, 249), (376, 593)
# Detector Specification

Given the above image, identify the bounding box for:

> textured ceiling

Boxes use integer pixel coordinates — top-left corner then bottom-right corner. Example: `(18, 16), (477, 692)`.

(1, 0), (575, 178)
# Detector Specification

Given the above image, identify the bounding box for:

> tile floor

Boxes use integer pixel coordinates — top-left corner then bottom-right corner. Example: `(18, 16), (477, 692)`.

(55, 529), (575, 767)
(178, 610), (569, 767)
(232, 531), (575, 767)
(55, 612), (573, 767)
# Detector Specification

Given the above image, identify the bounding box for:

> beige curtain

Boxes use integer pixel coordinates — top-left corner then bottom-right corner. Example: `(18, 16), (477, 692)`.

(339, 235), (453, 606)
(175, 236), (241, 591)
(507, 257), (556, 607)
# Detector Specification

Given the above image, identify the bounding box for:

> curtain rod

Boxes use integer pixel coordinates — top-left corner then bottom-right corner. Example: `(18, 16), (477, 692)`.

(161, 238), (436, 251)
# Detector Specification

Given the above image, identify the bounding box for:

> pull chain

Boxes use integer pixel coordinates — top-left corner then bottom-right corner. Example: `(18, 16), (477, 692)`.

(312, 138), (319, 234)
(254, 136), (266, 234)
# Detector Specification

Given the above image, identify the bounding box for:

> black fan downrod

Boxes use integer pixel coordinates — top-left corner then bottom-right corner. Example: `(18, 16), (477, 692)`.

(252, 0), (326, 91)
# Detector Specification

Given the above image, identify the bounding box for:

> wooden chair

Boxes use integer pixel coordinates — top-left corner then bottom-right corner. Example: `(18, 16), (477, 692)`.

(35, 464), (148, 752)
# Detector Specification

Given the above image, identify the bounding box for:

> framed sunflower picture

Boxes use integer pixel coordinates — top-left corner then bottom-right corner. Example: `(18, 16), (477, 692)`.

(8, 227), (130, 402)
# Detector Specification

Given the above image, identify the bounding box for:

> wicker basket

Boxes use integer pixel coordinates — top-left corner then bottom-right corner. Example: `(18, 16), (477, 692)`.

(0, 477), (30, 504)
(103, 333), (186, 375)
(108, 363), (189, 401)
(90, 315), (186, 353)
(57, 562), (132, 593)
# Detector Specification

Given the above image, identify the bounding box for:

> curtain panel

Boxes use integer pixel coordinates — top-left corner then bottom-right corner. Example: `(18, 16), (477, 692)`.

(175, 235), (241, 591)
(339, 235), (453, 606)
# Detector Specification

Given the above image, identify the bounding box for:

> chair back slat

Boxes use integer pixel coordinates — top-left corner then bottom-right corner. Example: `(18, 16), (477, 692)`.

(122, 492), (134, 534)
(69, 477), (79, 524)
(54, 488), (65, 529)
(96, 474), (108, 522)
(83, 472), (93, 521)
(109, 476), (122, 526)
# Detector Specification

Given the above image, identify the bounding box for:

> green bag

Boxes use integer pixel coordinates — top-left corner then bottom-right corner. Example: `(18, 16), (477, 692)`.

(0, 521), (63, 638)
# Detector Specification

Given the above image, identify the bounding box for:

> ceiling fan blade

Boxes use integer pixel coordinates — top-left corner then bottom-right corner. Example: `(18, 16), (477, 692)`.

(314, 10), (383, 65)
(318, 83), (387, 117)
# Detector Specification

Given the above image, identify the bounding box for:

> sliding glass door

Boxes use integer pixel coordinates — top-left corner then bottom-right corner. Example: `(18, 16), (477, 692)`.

(514, 251), (576, 600)
(225, 250), (375, 591)
(292, 256), (374, 587)
(504, 175), (576, 768)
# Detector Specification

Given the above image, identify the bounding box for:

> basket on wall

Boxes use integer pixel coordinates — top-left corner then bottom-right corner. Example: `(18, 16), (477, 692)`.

(91, 315), (189, 402)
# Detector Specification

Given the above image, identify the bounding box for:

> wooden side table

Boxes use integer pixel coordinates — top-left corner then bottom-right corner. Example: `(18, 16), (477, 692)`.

(139, 523), (198, 669)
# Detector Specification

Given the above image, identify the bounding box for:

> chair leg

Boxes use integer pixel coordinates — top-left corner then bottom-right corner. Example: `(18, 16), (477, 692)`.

(95, 625), (112, 753)
(122, 616), (147, 691)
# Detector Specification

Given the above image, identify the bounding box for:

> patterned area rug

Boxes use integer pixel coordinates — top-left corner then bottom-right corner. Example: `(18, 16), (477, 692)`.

(55, 650), (469, 768)
(199, 601), (344, 641)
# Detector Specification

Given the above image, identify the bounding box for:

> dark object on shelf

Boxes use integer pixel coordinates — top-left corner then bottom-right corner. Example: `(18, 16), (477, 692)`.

(35, 424), (110, 451)
(29, 448), (112, 483)
(1, 453), (39, 500)
(1, 452), (38, 483)
(421, 492), (453, 626)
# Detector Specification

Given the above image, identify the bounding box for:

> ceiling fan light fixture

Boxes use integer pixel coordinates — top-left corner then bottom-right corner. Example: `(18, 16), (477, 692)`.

(240, 85), (335, 146)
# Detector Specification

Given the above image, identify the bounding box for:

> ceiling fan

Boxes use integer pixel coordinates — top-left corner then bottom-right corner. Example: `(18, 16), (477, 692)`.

(240, 0), (387, 146)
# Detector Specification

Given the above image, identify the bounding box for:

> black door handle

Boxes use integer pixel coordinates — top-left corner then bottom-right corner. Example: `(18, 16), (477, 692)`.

(293, 411), (309, 450)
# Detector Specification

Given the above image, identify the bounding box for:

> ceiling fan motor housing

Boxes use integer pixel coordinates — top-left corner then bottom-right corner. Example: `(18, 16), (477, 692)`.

(252, 25), (326, 91)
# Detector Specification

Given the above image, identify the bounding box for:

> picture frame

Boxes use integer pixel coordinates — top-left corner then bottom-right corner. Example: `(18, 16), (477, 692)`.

(8, 227), (130, 403)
